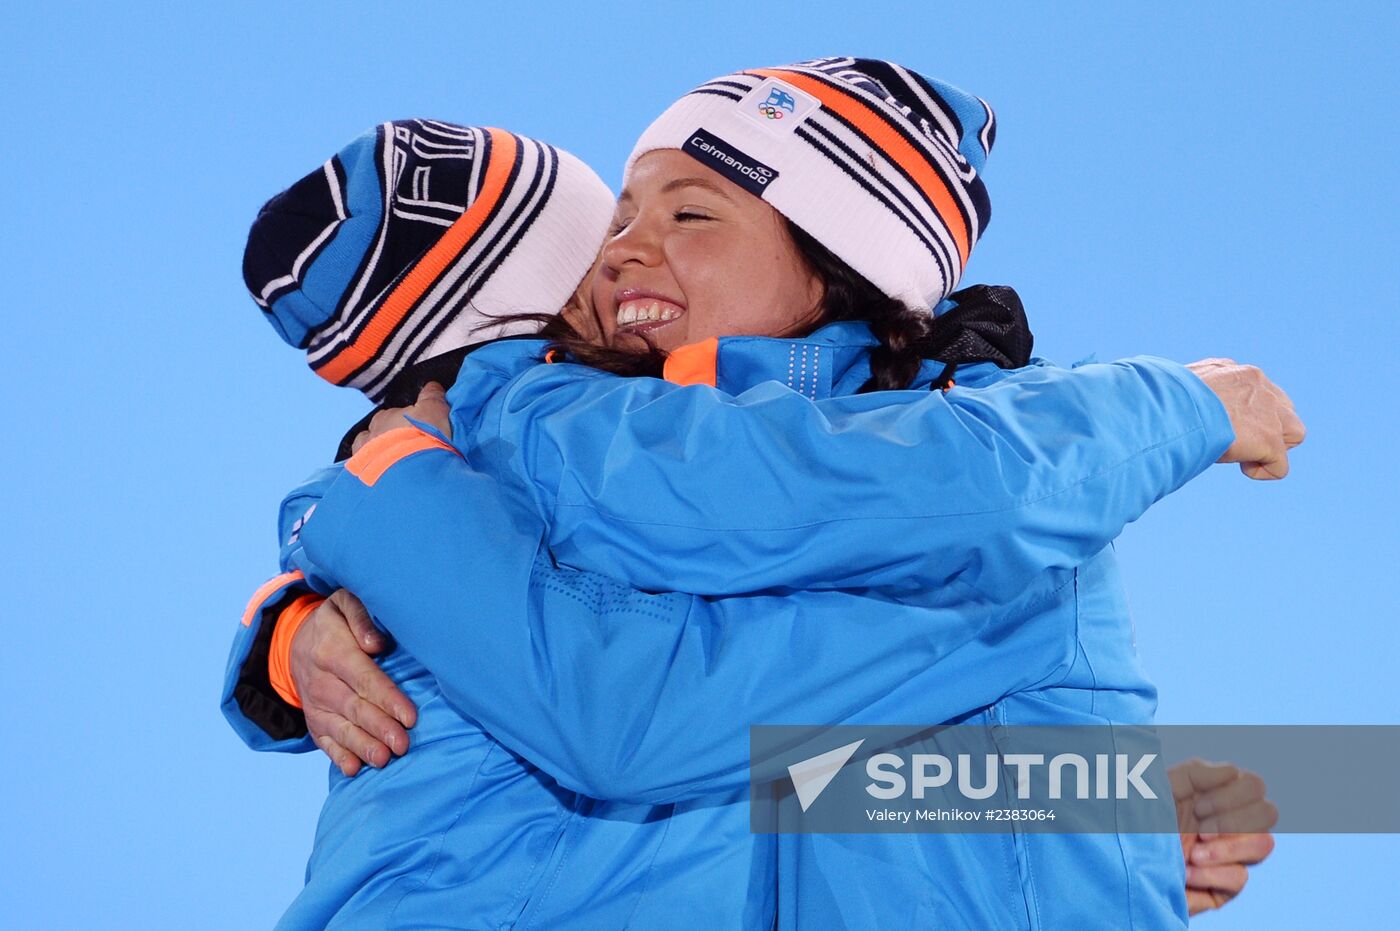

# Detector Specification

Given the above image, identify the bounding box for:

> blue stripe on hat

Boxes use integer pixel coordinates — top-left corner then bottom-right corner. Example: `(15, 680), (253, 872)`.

(266, 128), (385, 348)
(925, 77), (995, 174)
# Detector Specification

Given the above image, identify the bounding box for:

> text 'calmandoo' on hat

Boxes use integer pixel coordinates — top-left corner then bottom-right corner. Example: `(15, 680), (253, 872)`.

(627, 57), (996, 313)
(244, 119), (615, 401)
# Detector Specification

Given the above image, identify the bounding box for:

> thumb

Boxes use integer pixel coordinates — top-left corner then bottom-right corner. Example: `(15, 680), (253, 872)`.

(1241, 444), (1289, 480)
(418, 381), (446, 402)
(1241, 461), (1287, 481)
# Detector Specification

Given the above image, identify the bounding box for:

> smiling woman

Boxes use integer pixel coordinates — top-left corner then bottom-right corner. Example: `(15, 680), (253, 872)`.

(548, 147), (949, 394)
(594, 150), (825, 351)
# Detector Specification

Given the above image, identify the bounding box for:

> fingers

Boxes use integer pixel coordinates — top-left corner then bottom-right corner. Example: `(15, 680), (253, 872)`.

(319, 633), (416, 738)
(1240, 422), (1290, 479)
(367, 405), (403, 436)
(1185, 889), (1214, 917)
(1185, 863), (1248, 901)
(1279, 398), (1306, 449)
(352, 385), (452, 454)
(1186, 886), (1238, 917)
(343, 693), (404, 762)
(1200, 799), (1280, 837)
(1240, 437), (1290, 479)
(1192, 767), (1266, 820)
(1244, 377), (1302, 479)
(1169, 758), (1239, 802)
(1191, 832), (1276, 867)
(413, 382), (453, 438)
(1177, 763), (1278, 837)
(359, 404), (415, 446)
(303, 675), (394, 769)
(1241, 457), (1288, 480)
(1191, 359), (1303, 479)
(294, 599), (416, 765)
(314, 735), (362, 778)
(330, 589), (387, 654)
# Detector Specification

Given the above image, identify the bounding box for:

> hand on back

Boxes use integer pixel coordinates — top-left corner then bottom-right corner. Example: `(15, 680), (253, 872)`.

(1170, 758), (1278, 916)
(291, 589), (418, 777)
(350, 382), (453, 455)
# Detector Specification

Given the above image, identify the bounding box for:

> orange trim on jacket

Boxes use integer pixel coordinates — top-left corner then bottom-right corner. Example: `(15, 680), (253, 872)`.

(241, 570), (306, 628)
(663, 337), (719, 387)
(267, 593), (326, 709)
(345, 426), (462, 487)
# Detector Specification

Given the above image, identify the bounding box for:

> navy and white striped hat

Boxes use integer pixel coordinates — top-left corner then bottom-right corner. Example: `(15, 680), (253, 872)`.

(627, 58), (996, 313)
(244, 119), (614, 400)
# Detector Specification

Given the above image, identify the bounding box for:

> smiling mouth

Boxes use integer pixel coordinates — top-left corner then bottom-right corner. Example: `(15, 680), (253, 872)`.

(616, 297), (685, 330)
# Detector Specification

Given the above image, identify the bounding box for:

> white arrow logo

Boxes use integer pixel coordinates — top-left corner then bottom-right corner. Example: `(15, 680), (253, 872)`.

(788, 739), (866, 812)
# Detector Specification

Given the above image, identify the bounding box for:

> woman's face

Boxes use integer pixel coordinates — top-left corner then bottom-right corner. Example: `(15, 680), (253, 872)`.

(590, 149), (824, 353)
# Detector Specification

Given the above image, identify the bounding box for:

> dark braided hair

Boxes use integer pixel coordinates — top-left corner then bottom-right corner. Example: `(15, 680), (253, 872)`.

(523, 218), (938, 391)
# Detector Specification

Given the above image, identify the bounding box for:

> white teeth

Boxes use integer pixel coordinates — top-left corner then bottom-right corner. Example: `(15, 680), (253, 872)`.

(616, 299), (681, 326)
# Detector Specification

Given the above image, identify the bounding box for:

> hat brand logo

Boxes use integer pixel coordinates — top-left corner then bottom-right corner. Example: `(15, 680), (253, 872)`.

(758, 88), (797, 120)
(683, 129), (780, 198)
(740, 79), (820, 135)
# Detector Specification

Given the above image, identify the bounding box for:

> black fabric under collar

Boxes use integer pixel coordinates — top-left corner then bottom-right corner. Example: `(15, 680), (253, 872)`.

(928, 284), (1034, 372)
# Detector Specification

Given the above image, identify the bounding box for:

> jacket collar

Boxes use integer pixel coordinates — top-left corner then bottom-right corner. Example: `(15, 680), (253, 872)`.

(464, 284), (1030, 401)
(664, 322), (883, 399)
(663, 283), (1035, 397)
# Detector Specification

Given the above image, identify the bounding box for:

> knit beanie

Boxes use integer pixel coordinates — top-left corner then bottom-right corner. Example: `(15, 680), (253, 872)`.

(626, 57), (995, 313)
(244, 119), (615, 400)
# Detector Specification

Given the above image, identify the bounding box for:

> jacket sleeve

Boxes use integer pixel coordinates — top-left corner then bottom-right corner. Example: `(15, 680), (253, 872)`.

(297, 428), (1083, 803)
(466, 356), (1234, 600)
(218, 466), (342, 754)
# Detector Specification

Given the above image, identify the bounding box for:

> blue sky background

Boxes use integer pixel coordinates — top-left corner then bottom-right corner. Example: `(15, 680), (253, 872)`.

(2, 2), (1395, 927)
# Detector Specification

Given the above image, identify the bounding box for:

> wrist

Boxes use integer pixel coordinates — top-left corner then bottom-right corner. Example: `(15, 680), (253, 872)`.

(268, 593), (326, 708)
(1153, 357), (1236, 461)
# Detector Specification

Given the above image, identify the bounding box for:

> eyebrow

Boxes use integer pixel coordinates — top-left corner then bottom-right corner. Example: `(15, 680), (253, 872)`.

(617, 175), (734, 204)
(661, 176), (733, 199)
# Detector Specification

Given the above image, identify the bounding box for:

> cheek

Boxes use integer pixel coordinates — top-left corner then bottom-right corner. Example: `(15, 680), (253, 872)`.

(666, 232), (815, 340)
(591, 266), (617, 338)
(731, 245), (817, 334)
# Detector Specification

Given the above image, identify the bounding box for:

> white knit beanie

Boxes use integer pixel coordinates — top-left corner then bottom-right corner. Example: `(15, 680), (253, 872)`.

(245, 119), (615, 401)
(626, 57), (996, 313)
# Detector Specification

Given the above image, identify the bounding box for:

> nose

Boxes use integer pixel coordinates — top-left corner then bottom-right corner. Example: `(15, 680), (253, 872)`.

(601, 212), (662, 271)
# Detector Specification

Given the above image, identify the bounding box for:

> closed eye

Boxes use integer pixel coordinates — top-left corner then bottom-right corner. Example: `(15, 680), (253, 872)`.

(675, 210), (712, 222)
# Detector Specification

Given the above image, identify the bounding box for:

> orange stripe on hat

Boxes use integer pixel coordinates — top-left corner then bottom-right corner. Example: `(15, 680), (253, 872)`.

(748, 68), (972, 267)
(345, 426), (462, 487)
(242, 570), (306, 627)
(314, 128), (520, 387)
(663, 337), (719, 387)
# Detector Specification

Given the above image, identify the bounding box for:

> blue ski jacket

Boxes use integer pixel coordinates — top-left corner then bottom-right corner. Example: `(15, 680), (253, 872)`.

(222, 321), (1232, 928)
